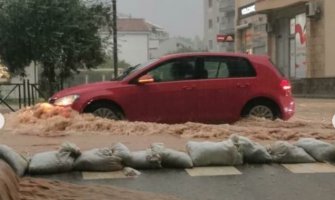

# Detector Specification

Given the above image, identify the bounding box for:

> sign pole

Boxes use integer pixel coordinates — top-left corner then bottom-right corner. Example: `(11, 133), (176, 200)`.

(112, 0), (118, 78)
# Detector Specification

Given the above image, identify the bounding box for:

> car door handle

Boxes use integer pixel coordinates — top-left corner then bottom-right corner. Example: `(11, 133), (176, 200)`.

(182, 86), (194, 90)
(237, 83), (250, 88)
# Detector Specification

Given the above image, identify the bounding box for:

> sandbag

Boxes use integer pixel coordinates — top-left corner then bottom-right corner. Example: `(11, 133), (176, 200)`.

(0, 145), (28, 176)
(74, 147), (123, 172)
(151, 143), (193, 168)
(125, 150), (162, 169)
(230, 135), (272, 163)
(123, 167), (141, 177)
(295, 138), (335, 162)
(112, 143), (131, 163)
(269, 141), (316, 163)
(29, 142), (81, 175)
(186, 140), (243, 166)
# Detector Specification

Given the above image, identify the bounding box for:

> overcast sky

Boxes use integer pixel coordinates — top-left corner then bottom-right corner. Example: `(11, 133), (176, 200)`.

(117, 0), (204, 38)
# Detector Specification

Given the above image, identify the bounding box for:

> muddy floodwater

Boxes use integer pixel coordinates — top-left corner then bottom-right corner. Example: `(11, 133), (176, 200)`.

(3, 100), (335, 141)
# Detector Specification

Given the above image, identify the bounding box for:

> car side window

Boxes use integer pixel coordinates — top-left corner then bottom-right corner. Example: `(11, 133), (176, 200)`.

(148, 58), (196, 82)
(204, 57), (229, 78)
(203, 57), (256, 79)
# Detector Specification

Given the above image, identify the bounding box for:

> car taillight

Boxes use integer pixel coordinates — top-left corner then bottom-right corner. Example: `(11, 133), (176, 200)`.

(280, 79), (292, 96)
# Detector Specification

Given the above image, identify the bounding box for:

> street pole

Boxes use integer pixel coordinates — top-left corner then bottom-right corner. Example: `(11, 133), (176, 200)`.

(112, 0), (118, 78)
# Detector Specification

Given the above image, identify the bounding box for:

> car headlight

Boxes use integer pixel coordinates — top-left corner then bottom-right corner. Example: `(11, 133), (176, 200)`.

(54, 95), (80, 106)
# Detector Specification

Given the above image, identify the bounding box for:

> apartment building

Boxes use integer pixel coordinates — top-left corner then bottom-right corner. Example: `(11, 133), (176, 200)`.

(204, 0), (235, 52)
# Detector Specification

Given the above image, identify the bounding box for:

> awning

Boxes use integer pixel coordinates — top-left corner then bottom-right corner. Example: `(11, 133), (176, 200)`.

(256, 0), (308, 13)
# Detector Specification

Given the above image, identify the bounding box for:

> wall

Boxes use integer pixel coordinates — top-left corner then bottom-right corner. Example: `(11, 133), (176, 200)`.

(118, 32), (149, 66)
(292, 78), (335, 98)
(324, 0), (335, 77)
(306, 0), (325, 78)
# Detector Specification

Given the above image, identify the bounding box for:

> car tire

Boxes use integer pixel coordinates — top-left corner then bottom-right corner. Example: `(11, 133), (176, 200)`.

(245, 102), (277, 120)
(86, 102), (124, 120)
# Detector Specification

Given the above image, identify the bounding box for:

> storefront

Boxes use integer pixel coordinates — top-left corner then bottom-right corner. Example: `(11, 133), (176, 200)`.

(257, 2), (308, 78)
(235, 1), (268, 55)
(255, 0), (332, 80)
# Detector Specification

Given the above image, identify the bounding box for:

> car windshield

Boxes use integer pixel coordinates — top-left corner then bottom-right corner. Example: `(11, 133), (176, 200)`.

(115, 59), (158, 81)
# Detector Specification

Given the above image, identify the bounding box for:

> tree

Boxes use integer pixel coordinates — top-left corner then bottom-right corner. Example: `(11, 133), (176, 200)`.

(0, 0), (112, 96)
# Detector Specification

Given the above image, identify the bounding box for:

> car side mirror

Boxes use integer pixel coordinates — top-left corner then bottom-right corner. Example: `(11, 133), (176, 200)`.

(137, 74), (154, 84)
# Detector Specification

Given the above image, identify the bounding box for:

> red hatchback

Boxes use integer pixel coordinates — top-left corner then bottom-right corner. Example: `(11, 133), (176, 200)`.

(50, 52), (295, 123)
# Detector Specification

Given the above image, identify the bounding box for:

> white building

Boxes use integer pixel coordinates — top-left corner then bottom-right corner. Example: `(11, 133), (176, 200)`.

(117, 18), (151, 66)
(146, 21), (169, 59)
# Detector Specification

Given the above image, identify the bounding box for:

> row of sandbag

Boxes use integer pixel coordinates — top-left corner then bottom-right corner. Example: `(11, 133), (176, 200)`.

(188, 135), (335, 166)
(0, 142), (194, 176)
(1, 136), (335, 176)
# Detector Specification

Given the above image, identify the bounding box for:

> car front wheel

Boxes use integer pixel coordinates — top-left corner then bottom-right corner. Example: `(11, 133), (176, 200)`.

(85, 102), (124, 120)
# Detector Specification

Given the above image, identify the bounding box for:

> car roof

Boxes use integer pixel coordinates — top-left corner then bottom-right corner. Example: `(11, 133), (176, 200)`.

(160, 52), (269, 60)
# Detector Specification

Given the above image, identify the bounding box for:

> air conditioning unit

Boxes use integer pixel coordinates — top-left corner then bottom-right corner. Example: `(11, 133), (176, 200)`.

(306, 2), (321, 19)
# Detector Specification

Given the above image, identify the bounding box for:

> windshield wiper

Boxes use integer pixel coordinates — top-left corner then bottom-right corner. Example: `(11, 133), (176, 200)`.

(115, 64), (140, 81)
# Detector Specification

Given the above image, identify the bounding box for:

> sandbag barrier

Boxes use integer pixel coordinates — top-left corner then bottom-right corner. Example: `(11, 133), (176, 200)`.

(0, 135), (335, 176)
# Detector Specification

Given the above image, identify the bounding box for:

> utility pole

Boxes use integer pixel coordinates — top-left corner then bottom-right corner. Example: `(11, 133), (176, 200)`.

(112, 0), (118, 78)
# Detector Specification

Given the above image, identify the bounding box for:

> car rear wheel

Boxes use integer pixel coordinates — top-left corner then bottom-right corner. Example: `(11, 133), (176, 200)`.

(85, 102), (124, 120)
(248, 105), (274, 119)
(242, 100), (279, 120)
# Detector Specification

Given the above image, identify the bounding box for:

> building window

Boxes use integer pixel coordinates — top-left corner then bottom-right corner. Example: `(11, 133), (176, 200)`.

(209, 19), (213, 29)
(208, 0), (213, 8)
(208, 40), (213, 50)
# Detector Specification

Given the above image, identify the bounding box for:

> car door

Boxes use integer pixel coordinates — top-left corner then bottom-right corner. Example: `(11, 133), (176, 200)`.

(126, 57), (199, 123)
(195, 56), (257, 123)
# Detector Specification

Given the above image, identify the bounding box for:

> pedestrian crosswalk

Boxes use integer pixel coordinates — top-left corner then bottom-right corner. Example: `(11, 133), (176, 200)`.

(185, 166), (242, 177)
(81, 163), (335, 180)
(282, 163), (335, 174)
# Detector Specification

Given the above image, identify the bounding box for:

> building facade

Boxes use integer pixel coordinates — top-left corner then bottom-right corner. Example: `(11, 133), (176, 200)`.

(235, 0), (268, 55)
(235, 0), (335, 79)
(117, 18), (151, 66)
(146, 22), (170, 59)
(204, 0), (236, 52)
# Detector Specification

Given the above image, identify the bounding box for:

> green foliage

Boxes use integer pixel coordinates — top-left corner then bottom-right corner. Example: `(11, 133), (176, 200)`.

(0, 0), (112, 95)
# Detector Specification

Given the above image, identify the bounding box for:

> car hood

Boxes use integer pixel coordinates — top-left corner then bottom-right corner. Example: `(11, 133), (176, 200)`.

(51, 81), (122, 99)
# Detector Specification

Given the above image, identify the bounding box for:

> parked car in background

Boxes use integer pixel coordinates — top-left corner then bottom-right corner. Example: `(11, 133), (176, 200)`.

(49, 52), (295, 123)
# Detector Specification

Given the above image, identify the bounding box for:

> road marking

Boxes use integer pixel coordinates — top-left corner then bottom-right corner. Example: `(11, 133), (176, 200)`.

(185, 166), (242, 177)
(0, 113), (4, 129)
(332, 114), (335, 128)
(282, 163), (335, 174)
(82, 171), (130, 180)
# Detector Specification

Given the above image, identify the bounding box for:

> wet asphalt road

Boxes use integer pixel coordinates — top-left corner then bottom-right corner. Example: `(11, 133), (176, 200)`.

(35, 164), (335, 200)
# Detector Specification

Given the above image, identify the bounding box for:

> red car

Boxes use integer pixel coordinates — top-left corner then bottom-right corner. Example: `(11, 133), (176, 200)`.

(49, 52), (295, 123)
